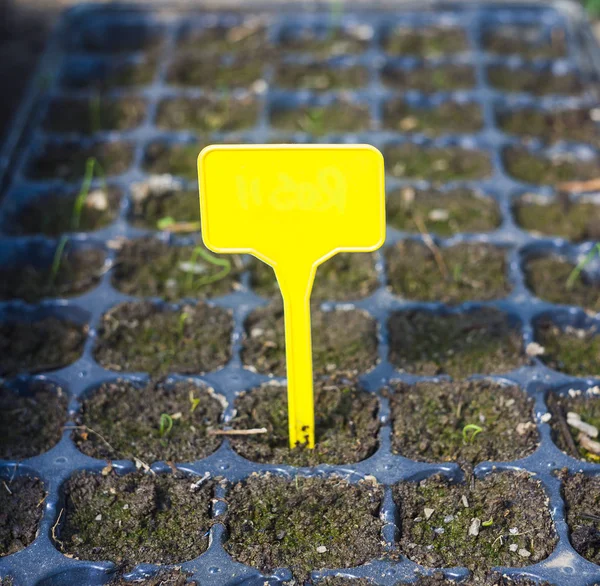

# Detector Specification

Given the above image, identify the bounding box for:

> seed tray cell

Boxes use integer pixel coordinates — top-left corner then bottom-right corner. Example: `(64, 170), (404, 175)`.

(2, 1), (600, 585)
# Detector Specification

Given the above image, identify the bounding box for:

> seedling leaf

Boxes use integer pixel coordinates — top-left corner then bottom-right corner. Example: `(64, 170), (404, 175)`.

(462, 423), (483, 444)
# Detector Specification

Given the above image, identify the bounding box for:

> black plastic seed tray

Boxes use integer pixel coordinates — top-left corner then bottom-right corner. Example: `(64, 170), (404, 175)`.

(2, 0), (600, 585)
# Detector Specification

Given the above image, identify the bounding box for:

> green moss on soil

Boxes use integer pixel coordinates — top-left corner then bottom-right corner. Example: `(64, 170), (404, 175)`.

(0, 577), (13, 585)
(43, 97), (146, 135)
(0, 381), (67, 460)
(109, 569), (196, 585)
(387, 187), (501, 236)
(0, 247), (105, 303)
(280, 28), (369, 56)
(60, 471), (214, 569)
(488, 67), (582, 95)
(112, 239), (239, 301)
(0, 316), (87, 377)
(0, 476), (45, 556)
(3, 188), (121, 237)
(129, 187), (199, 231)
(401, 572), (553, 585)
(381, 64), (476, 93)
(177, 23), (270, 55)
(166, 55), (263, 89)
(483, 25), (566, 58)
(386, 187), (502, 237)
(274, 63), (368, 91)
(242, 304), (378, 376)
(504, 148), (600, 186)
(385, 144), (492, 183)
(142, 142), (201, 181)
(560, 471), (600, 564)
(249, 253), (379, 301)
(383, 27), (468, 56)
(225, 474), (384, 581)
(74, 378), (222, 463)
(514, 194), (600, 242)
(524, 255), (600, 313)
(396, 472), (556, 572)
(64, 59), (157, 91)
(388, 308), (527, 378)
(316, 578), (373, 585)
(156, 96), (258, 132)
(229, 379), (379, 465)
(386, 241), (509, 304)
(271, 102), (371, 135)
(27, 141), (133, 181)
(94, 301), (232, 375)
(382, 101), (483, 135)
(498, 107), (599, 146)
(535, 318), (600, 376)
(389, 380), (538, 465)
(547, 390), (600, 462)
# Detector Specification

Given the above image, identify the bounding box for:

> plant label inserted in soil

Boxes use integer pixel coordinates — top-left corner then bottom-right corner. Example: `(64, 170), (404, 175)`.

(198, 144), (385, 448)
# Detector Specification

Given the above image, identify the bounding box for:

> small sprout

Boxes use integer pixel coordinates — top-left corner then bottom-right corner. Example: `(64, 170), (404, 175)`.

(452, 263), (463, 283)
(183, 246), (232, 290)
(159, 413), (174, 438)
(462, 423), (483, 444)
(482, 518), (494, 527)
(189, 390), (200, 413)
(157, 216), (176, 231)
(178, 312), (189, 338)
(566, 243), (600, 290)
(299, 108), (326, 135)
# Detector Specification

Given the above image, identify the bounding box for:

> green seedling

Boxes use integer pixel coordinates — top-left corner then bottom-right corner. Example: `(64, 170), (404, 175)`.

(482, 518), (494, 527)
(182, 246), (232, 290)
(452, 263), (463, 283)
(462, 423), (483, 444)
(156, 216), (201, 233)
(159, 413), (174, 438)
(299, 108), (326, 135)
(189, 390), (200, 413)
(48, 157), (107, 287)
(566, 243), (600, 289)
(177, 312), (189, 339)
(328, 0), (344, 40)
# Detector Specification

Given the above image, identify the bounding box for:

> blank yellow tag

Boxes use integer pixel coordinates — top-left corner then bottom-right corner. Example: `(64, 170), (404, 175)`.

(198, 144), (385, 448)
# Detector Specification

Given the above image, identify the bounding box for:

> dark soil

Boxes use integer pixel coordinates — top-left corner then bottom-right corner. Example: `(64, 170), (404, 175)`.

(524, 255), (600, 312)
(396, 472), (557, 572)
(42, 97), (146, 135)
(386, 241), (510, 304)
(389, 380), (538, 465)
(274, 63), (368, 91)
(483, 25), (567, 58)
(225, 474), (384, 581)
(534, 317), (600, 376)
(142, 142), (200, 181)
(279, 28), (369, 56)
(381, 64), (476, 93)
(76, 23), (164, 54)
(242, 304), (379, 376)
(498, 107), (600, 146)
(316, 579), (373, 585)
(27, 141), (133, 181)
(61, 58), (157, 91)
(404, 574), (553, 586)
(388, 308), (527, 378)
(270, 102), (371, 135)
(129, 186), (199, 232)
(0, 476), (45, 556)
(108, 569), (196, 585)
(112, 239), (239, 301)
(504, 147), (600, 187)
(385, 144), (492, 183)
(177, 23), (270, 55)
(249, 253), (379, 301)
(514, 193), (600, 242)
(166, 55), (263, 89)
(488, 67), (583, 95)
(0, 316), (87, 377)
(0, 246), (105, 303)
(386, 187), (501, 236)
(383, 27), (468, 56)
(229, 379), (379, 465)
(2, 188), (121, 237)
(0, 381), (67, 460)
(59, 471), (214, 569)
(561, 471), (600, 565)
(382, 101), (483, 135)
(94, 301), (233, 376)
(547, 390), (600, 462)
(156, 96), (258, 132)
(73, 378), (222, 463)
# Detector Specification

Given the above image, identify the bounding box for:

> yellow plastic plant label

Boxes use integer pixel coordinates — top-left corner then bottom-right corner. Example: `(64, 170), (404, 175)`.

(198, 144), (385, 449)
